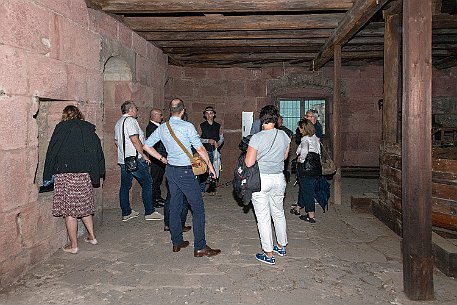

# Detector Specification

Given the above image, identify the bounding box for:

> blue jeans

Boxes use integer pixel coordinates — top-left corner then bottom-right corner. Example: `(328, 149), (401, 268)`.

(199, 150), (214, 192)
(297, 175), (318, 213)
(164, 179), (190, 227)
(166, 165), (206, 250)
(119, 158), (154, 216)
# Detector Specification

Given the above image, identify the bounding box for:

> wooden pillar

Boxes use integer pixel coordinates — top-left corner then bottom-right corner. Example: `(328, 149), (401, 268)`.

(332, 45), (342, 205)
(402, 0), (434, 300)
(383, 11), (401, 143)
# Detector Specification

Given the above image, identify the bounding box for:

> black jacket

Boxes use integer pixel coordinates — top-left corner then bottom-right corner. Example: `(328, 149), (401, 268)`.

(43, 120), (105, 186)
(146, 121), (167, 157)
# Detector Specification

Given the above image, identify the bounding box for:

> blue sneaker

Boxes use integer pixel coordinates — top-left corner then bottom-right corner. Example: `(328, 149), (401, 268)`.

(255, 252), (275, 265)
(273, 245), (286, 257)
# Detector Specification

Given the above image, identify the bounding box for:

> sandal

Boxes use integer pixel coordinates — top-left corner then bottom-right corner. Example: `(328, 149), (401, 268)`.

(289, 206), (301, 215)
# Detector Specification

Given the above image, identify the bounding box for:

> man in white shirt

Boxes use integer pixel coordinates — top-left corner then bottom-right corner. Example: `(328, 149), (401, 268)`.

(114, 101), (163, 222)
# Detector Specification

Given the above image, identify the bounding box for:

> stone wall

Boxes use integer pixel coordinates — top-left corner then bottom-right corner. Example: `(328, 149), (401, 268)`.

(165, 65), (384, 182)
(0, 0), (167, 289)
(91, 8), (168, 208)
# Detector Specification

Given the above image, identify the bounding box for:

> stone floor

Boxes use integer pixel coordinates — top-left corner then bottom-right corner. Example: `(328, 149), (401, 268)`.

(1, 178), (456, 305)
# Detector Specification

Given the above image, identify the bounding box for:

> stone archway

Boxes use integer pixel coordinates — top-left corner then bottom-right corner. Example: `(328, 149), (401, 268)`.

(102, 56), (133, 208)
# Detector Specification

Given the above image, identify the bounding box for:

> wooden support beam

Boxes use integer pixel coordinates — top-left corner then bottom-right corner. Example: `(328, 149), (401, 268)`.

(90, 0), (354, 13)
(150, 36), (386, 47)
(124, 14), (342, 31)
(383, 11), (402, 143)
(402, 0), (434, 301)
(311, 0), (391, 71)
(331, 45), (342, 205)
(142, 29), (334, 41)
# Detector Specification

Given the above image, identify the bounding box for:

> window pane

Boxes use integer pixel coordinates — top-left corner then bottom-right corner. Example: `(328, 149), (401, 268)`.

(279, 99), (301, 131)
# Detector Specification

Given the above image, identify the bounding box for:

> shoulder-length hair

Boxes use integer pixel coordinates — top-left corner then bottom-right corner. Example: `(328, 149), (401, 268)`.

(298, 118), (315, 137)
(62, 105), (84, 121)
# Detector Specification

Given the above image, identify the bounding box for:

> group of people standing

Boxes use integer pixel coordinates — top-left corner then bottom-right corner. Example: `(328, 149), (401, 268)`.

(42, 99), (323, 265)
(43, 99), (223, 257)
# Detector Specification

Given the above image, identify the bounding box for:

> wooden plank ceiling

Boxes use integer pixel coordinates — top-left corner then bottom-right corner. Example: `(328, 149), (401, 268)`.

(86, 0), (457, 69)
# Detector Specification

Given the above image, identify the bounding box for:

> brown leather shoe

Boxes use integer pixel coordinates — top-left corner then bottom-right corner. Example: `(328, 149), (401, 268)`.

(194, 245), (221, 257)
(165, 226), (191, 232)
(172, 241), (189, 252)
(182, 225), (192, 232)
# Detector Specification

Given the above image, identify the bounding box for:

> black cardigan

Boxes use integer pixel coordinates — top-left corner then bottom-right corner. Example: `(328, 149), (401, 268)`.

(43, 119), (105, 186)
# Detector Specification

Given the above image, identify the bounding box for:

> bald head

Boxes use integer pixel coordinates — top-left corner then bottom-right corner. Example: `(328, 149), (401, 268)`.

(150, 108), (163, 123)
(169, 98), (185, 116)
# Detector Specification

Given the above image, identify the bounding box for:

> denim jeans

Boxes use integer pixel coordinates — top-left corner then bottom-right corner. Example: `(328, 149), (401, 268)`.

(166, 165), (206, 250)
(297, 175), (318, 213)
(119, 158), (154, 217)
(199, 150), (214, 192)
(164, 179), (190, 227)
(251, 173), (287, 252)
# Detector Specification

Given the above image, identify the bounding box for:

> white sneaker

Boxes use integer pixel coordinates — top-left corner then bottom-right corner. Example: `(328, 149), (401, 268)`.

(145, 211), (164, 221)
(122, 210), (140, 222)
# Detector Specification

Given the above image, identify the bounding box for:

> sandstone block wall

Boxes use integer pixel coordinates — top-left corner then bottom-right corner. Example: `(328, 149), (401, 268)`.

(165, 65), (384, 182)
(0, 0), (167, 289)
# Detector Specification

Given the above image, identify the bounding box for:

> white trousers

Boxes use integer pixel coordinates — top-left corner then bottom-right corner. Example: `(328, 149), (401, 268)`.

(251, 173), (288, 252)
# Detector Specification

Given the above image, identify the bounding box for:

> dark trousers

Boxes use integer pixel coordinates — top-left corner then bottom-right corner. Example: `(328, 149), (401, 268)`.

(165, 165), (206, 250)
(164, 179), (190, 227)
(298, 175), (318, 213)
(150, 159), (165, 200)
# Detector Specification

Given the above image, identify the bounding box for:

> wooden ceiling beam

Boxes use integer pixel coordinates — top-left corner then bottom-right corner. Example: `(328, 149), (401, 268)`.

(141, 25), (391, 41)
(151, 36), (385, 48)
(162, 46), (324, 54)
(311, 0), (391, 70)
(163, 44), (385, 55)
(124, 14), (343, 31)
(88, 0), (354, 13)
(170, 50), (385, 62)
(142, 29), (334, 41)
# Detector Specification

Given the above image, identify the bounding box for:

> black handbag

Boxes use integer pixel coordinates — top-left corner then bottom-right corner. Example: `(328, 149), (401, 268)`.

(122, 117), (138, 172)
(297, 152), (322, 177)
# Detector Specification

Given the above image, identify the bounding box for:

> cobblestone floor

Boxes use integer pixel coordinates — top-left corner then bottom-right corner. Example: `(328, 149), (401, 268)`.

(1, 178), (456, 305)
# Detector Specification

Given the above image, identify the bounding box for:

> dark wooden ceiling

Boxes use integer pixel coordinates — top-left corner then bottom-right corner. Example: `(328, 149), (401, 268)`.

(86, 0), (457, 69)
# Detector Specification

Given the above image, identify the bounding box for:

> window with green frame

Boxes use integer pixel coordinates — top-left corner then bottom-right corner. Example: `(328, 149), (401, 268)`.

(279, 98), (326, 134)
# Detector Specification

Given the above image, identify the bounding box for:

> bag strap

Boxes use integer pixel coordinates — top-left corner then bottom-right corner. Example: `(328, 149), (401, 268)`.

(122, 117), (138, 160)
(258, 129), (278, 161)
(320, 143), (331, 159)
(166, 121), (193, 162)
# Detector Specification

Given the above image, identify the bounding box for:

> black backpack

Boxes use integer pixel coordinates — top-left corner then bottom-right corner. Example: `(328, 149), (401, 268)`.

(232, 153), (261, 205)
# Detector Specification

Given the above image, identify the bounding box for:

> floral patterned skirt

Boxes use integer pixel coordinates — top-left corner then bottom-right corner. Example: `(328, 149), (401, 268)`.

(52, 173), (94, 218)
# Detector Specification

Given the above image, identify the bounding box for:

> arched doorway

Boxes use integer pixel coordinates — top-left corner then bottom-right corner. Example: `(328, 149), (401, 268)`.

(102, 56), (133, 208)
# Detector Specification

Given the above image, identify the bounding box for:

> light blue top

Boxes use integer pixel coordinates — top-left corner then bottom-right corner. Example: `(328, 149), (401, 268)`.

(144, 116), (203, 166)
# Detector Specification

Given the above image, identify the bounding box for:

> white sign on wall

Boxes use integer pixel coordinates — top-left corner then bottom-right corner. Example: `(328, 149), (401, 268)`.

(242, 111), (253, 137)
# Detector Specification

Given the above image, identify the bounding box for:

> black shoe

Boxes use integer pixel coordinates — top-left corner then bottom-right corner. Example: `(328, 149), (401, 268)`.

(155, 197), (166, 203)
(153, 202), (165, 208)
(299, 214), (316, 223)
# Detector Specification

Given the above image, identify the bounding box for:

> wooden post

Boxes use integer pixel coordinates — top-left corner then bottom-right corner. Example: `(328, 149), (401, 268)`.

(332, 45), (342, 205)
(383, 11), (401, 143)
(402, 0), (434, 300)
